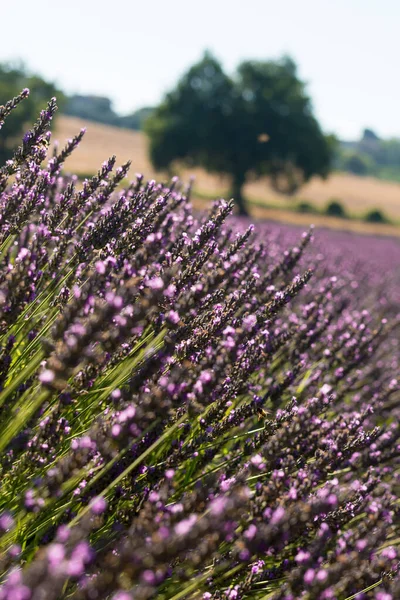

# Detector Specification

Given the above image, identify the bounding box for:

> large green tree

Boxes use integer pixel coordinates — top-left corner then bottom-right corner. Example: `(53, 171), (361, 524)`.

(146, 53), (335, 215)
(0, 62), (62, 163)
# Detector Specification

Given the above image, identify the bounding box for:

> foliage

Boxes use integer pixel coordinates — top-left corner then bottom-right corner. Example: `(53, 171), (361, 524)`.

(338, 152), (373, 176)
(364, 209), (388, 224)
(0, 62), (62, 163)
(325, 199), (347, 218)
(146, 52), (335, 215)
(0, 93), (399, 600)
(64, 95), (120, 126)
(336, 128), (400, 182)
(64, 95), (154, 131)
(296, 201), (318, 214)
(119, 107), (154, 130)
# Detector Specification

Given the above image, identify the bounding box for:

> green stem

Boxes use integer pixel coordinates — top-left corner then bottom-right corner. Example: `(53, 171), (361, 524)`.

(0, 349), (44, 412)
(68, 414), (187, 528)
(0, 389), (49, 453)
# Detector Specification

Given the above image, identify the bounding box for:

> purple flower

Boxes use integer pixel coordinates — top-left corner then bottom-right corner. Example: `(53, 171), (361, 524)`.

(271, 506), (285, 525)
(304, 569), (315, 584)
(141, 570), (156, 585)
(295, 550), (310, 563)
(174, 515), (197, 536)
(147, 277), (164, 290)
(167, 310), (180, 324)
(243, 314), (257, 331)
(39, 369), (55, 384)
(90, 496), (107, 515)
(47, 543), (65, 568)
(0, 512), (14, 532)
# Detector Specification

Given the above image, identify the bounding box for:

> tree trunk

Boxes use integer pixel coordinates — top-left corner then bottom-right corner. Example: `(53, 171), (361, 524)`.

(231, 174), (248, 216)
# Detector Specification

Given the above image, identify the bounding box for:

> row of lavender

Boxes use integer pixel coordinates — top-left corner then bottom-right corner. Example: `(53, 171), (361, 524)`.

(0, 92), (399, 600)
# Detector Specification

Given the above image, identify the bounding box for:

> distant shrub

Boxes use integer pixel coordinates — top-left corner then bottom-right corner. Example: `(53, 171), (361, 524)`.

(342, 152), (374, 176)
(325, 199), (347, 218)
(72, 170), (99, 181)
(364, 209), (389, 223)
(296, 200), (317, 214)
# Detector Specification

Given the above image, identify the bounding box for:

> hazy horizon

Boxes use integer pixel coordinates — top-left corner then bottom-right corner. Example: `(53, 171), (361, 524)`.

(1, 0), (400, 140)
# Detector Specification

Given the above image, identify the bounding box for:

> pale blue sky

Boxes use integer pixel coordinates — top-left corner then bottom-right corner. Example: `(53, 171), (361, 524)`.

(1, 0), (399, 139)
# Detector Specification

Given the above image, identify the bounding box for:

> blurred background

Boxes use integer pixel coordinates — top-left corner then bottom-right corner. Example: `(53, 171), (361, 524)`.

(1, 0), (400, 235)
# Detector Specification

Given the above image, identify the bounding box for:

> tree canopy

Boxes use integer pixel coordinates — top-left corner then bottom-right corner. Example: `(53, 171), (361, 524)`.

(63, 95), (118, 125)
(0, 62), (62, 163)
(146, 52), (335, 214)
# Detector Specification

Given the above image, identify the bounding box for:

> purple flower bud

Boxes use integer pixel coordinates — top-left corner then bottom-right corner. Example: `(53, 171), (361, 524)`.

(295, 550), (311, 563)
(95, 261), (106, 274)
(271, 506), (285, 525)
(39, 369), (55, 384)
(0, 512), (14, 532)
(148, 277), (164, 290)
(167, 310), (180, 324)
(304, 569), (315, 584)
(56, 525), (70, 542)
(210, 497), (227, 516)
(142, 570), (156, 585)
(244, 524), (257, 540)
(47, 543), (65, 567)
(90, 496), (107, 515)
(175, 515), (197, 536)
(243, 314), (257, 331)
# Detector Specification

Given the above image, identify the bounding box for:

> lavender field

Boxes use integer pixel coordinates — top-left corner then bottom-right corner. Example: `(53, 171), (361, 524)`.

(0, 93), (399, 600)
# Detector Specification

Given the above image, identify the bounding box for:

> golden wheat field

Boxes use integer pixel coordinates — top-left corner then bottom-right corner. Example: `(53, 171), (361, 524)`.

(55, 116), (400, 236)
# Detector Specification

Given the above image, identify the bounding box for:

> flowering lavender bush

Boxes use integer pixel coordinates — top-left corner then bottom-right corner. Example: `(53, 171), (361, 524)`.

(0, 91), (399, 600)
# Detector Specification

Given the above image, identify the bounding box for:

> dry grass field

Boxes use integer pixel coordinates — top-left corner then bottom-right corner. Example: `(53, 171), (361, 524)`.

(55, 116), (400, 236)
